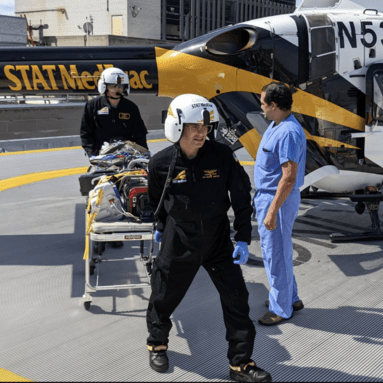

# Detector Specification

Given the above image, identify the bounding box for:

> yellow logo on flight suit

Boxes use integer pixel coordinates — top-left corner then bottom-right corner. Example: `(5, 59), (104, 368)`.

(172, 170), (187, 183)
(98, 107), (109, 115)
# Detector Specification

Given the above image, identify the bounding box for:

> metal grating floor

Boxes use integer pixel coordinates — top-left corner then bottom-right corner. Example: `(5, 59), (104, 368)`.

(0, 136), (382, 382)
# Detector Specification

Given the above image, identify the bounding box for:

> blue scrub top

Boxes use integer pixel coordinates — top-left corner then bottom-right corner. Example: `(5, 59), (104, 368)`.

(254, 114), (306, 191)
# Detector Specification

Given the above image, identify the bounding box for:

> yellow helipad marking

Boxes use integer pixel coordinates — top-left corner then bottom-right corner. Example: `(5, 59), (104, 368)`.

(0, 146), (82, 156)
(0, 162), (254, 192)
(0, 139), (168, 156)
(0, 368), (32, 382)
(0, 167), (88, 192)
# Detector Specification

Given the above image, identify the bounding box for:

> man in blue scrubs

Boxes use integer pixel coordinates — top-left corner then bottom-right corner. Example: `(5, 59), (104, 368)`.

(254, 82), (306, 325)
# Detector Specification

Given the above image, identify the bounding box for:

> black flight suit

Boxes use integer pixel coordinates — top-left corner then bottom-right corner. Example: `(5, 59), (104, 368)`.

(80, 95), (148, 157)
(146, 140), (256, 367)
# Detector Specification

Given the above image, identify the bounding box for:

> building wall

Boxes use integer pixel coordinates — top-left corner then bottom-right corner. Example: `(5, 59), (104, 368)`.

(127, 0), (161, 40)
(15, 0), (160, 40)
(42, 34), (169, 47)
(15, 0), (293, 44)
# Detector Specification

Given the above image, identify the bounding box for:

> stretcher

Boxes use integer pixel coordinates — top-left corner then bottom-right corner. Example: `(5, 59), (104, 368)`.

(78, 140), (156, 310)
(80, 220), (155, 310)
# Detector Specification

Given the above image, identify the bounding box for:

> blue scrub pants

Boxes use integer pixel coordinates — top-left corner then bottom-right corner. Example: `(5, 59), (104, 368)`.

(254, 189), (300, 319)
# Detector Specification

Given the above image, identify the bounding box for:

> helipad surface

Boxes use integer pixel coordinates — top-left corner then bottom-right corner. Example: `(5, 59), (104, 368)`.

(0, 133), (382, 382)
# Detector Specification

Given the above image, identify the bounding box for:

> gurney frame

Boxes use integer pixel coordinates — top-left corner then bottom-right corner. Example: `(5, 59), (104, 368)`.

(80, 221), (155, 310)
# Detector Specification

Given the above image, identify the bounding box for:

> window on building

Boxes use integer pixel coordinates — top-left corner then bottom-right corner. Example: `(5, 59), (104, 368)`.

(112, 15), (123, 36)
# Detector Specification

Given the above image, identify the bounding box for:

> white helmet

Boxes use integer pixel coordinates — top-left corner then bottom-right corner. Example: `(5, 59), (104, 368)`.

(164, 94), (219, 143)
(97, 67), (130, 96)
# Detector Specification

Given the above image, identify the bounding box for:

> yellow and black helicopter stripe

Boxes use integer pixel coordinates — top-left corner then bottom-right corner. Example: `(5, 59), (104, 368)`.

(155, 45), (364, 159)
(0, 20), (373, 174)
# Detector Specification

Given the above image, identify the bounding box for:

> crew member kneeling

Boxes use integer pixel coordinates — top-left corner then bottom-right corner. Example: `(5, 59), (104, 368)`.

(146, 94), (272, 382)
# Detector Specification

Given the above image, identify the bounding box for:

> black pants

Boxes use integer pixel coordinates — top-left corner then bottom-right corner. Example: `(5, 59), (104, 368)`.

(146, 253), (256, 366)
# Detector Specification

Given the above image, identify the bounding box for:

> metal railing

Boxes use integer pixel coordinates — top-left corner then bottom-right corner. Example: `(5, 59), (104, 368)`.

(0, 94), (89, 105)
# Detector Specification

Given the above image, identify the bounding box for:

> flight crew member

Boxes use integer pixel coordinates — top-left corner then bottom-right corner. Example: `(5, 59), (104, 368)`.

(80, 67), (148, 158)
(254, 82), (306, 326)
(80, 67), (148, 248)
(146, 94), (272, 382)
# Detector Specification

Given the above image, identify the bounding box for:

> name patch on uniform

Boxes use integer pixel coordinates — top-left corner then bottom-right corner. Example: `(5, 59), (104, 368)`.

(97, 107), (109, 115)
(202, 169), (220, 179)
(119, 113), (131, 120)
(172, 170), (187, 183)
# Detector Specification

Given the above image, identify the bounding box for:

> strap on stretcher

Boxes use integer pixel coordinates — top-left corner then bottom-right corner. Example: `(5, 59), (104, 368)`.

(83, 187), (103, 260)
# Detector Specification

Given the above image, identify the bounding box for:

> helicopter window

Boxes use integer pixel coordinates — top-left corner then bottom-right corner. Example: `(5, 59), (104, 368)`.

(300, 0), (340, 9)
(373, 72), (383, 122)
(311, 27), (335, 57)
(308, 24), (336, 80)
(311, 53), (336, 80)
(306, 14), (333, 28)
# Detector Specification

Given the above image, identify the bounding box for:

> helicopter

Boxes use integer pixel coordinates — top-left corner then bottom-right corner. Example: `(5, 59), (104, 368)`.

(1, 0), (383, 242)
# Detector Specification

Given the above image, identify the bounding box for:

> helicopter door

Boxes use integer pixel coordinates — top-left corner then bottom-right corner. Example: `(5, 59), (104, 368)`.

(363, 64), (383, 168)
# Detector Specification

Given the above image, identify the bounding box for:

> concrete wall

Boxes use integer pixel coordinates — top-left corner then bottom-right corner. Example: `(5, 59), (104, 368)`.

(0, 94), (172, 141)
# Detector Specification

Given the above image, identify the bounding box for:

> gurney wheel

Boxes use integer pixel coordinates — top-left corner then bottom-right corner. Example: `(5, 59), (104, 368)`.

(84, 301), (91, 310)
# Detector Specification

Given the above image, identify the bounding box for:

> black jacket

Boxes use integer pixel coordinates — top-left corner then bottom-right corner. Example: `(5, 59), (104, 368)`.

(80, 95), (148, 156)
(148, 140), (253, 252)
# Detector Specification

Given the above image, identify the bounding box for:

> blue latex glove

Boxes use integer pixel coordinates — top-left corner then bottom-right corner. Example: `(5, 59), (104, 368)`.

(232, 241), (249, 265)
(154, 230), (163, 243)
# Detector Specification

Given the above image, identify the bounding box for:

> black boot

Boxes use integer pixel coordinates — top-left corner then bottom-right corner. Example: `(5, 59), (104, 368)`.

(148, 345), (169, 373)
(230, 361), (272, 382)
